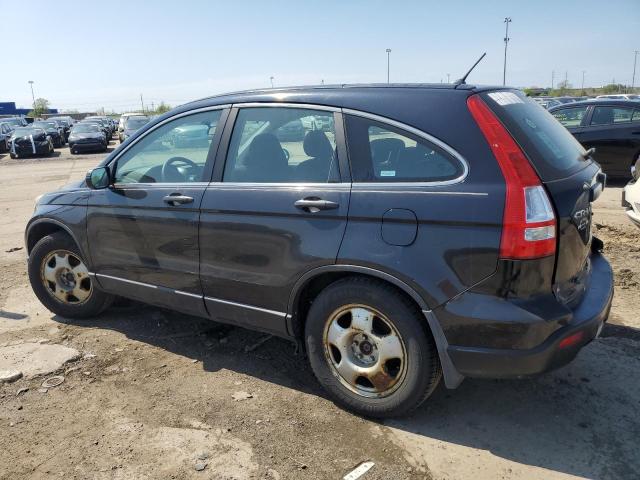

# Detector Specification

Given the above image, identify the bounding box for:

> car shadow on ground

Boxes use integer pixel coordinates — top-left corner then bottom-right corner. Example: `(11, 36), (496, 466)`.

(56, 301), (322, 397)
(56, 305), (640, 479)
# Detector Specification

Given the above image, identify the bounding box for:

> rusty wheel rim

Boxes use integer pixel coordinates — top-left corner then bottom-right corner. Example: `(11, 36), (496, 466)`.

(323, 304), (407, 398)
(40, 250), (92, 305)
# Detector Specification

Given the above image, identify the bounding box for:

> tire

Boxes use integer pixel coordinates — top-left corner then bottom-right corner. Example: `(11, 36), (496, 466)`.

(305, 277), (442, 418)
(28, 232), (114, 318)
(10, 152), (17, 159)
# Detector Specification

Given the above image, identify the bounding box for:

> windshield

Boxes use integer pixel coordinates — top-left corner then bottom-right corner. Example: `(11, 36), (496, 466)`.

(125, 117), (150, 129)
(85, 118), (106, 125)
(4, 118), (24, 127)
(12, 127), (44, 136)
(72, 125), (100, 133)
(33, 121), (57, 129)
(482, 90), (589, 181)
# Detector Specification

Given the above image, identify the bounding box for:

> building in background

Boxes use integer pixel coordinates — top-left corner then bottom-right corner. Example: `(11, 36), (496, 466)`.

(0, 101), (58, 116)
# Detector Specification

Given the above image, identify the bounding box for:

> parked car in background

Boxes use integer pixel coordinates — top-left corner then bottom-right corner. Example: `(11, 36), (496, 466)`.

(118, 112), (144, 133)
(171, 123), (212, 148)
(2, 117), (28, 128)
(597, 94), (640, 101)
(554, 96), (581, 104)
(84, 116), (114, 137)
(25, 85), (612, 418)
(0, 122), (13, 152)
(68, 123), (107, 154)
(78, 118), (110, 139)
(8, 126), (54, 158)
(118, 115), (150, 143)
(48, 117), (72, 141)
(32, 120), (65, 147)
(622, 157), (640, 228)
(550, 99), (640, 178)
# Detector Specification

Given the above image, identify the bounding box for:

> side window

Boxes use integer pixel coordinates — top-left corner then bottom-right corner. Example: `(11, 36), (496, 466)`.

(551, 106), (588, 127)
(345, 115), (463, 183)
(114, 110), (222, 184)
(591, 106), (634, 126)
(223, 107), (339, 183)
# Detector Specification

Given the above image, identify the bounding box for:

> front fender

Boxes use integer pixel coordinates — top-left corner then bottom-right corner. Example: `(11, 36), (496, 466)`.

(26, 203), (90, 268)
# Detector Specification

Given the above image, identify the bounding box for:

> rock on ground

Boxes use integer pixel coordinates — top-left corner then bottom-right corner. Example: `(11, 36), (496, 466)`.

(0, 342), (80, 379)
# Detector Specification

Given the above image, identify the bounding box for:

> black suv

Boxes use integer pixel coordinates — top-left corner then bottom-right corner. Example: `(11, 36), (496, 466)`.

(25, 85), (613, 417)
(549, 99), (640, 178)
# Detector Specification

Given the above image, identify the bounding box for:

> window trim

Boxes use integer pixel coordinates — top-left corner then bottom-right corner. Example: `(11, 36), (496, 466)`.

(108, 104), (231, 186)
(342, 108), (469, 186)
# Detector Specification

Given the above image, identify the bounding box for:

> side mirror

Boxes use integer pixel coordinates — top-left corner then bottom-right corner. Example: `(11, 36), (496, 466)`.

(86, 166), (111, 189)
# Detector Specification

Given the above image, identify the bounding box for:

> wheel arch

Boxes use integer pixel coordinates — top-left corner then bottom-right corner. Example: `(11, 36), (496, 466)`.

(26, 219), (82, 257)
(287, 264), (464, 389)
(287, 265), (429, 337)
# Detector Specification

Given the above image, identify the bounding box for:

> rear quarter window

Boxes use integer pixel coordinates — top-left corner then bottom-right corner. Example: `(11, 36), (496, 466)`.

(344, 115), (464, 183)
(482, 90), (589, 181)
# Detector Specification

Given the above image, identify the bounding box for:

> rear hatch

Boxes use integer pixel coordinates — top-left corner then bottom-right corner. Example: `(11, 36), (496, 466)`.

(480, 89), (605, 307)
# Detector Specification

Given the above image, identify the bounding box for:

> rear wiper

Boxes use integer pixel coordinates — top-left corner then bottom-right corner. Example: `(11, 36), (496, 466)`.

(582, 147), (595, 159)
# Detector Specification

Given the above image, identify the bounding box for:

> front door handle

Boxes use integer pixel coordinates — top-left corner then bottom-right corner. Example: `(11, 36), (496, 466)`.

(163, 193), (193, 206)
(294, 197), (339, 213)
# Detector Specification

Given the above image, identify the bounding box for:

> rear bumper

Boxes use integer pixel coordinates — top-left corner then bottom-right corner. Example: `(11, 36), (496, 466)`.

(444, 253), (613, 379)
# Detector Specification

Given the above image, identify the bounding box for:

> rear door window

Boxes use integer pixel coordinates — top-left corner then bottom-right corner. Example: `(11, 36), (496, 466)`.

(481, 90), (589, 181)
(344, 115), (464, 183)
(590, 106), (634, 125)
(551, 106), (588, 127)
(223, 107), (339, 183)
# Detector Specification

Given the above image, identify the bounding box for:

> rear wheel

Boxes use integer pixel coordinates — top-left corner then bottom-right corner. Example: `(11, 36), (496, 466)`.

(305, 277), (441, 417)
(28, 232), (114, 318)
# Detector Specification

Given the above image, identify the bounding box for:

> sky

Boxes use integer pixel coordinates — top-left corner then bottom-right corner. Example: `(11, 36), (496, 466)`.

(1, 0), (639, 113)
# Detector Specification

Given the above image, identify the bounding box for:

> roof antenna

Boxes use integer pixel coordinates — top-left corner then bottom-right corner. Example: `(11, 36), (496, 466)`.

(454, 52), (487, 86)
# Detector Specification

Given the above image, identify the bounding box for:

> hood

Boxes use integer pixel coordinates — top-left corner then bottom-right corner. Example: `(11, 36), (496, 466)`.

(37, 178), (88, 205)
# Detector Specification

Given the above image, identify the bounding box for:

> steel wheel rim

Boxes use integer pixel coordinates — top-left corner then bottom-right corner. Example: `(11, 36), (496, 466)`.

(323, 304), (407, 398)
(40, 249), (92, 305)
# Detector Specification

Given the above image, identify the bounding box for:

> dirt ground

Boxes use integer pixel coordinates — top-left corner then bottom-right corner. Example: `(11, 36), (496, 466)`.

(0, 140), (639, 480)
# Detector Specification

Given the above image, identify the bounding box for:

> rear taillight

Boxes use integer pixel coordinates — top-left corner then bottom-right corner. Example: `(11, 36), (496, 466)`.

(467, 95), (556, 260)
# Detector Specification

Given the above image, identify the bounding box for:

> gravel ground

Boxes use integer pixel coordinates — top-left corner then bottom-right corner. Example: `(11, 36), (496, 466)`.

(0, 141), (639, 479)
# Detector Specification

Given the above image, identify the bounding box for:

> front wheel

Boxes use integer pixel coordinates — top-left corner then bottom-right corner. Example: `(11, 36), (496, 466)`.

(28, 232), (114, 318)
(305, 277), (441, 418)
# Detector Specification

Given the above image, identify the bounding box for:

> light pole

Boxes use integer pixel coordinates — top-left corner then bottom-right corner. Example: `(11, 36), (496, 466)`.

(28, 80), (36, 111)
(386, 48), (391, 83)
(270, 76), (274, 88)
(447, 73), (450, 83)
(581, 70), (586, 92)
(632, 50), (639, 91)
(502, 17), (511, 86)
(551, 70), (555, 89)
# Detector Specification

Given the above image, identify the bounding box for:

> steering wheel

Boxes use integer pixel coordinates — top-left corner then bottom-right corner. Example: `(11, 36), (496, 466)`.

(161, 156), (198, 182)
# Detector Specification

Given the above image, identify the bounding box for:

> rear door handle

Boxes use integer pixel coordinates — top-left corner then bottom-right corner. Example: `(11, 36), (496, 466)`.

(163, 193), (193, 206)
(294, 198), (339, 212)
